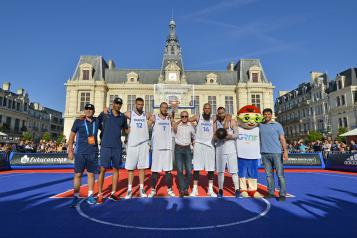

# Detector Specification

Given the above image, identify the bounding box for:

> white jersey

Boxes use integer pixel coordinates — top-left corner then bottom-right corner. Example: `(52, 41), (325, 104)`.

(128, 111), (149, 147)
(195, 115), (214, 148)
(152, 114), (172, 150)
(236, 126), (261, 159)
(216, 120), (236, 154)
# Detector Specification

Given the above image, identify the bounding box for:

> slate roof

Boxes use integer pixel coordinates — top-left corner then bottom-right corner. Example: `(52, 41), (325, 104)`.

(71, 56), (269, 86)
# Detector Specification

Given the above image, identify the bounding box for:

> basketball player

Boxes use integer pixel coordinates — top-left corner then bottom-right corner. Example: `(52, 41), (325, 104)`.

(147, 102), (176, 197)
(123, 97), (151, 199)
(215, 107), (240, 198)
(189, 103), (217, 197)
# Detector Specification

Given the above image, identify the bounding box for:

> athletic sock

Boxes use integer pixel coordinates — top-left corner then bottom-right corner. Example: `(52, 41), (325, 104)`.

(88, 190), (93, 197)
(218, 172), (224, 190)
(139, 184), (144, 190)
(208, 181), (214, 192)
(128, 184), (132, 191)
(193, 184), (198, 191)
(74, 192), (79, 198)
(232, 173), (239, 191)
(111, 191), (115, 195)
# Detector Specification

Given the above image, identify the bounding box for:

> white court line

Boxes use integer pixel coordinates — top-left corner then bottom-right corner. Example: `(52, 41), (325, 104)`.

(76, 198), (271, 230)
(315, 172), (357, 180)
(50, 174), (113, 199)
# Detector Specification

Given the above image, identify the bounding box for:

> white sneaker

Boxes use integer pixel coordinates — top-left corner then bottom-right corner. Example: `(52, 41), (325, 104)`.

(140, 189), (147, 198)
(125, 190), (132, 199)
(167, 188), (176, 197)
(190, 189), (198, 197)
(148, 189), (156, 198)
(207, 190), (217, 197)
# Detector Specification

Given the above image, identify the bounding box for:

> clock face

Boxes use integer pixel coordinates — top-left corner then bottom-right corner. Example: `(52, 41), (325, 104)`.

(168, 72), (177, 81)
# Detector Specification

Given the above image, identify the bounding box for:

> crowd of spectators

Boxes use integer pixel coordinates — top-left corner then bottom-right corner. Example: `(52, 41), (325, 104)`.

(0, 140), (67, 154)
(287, 139), (357, 154)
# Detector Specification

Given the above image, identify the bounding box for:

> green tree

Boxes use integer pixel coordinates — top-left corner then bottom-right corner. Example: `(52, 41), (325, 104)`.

(42, 132), (51, 142)
(22, 131), (33, 141)
(336, 127), (348, 143)
(56, 134), (66, 144)
(307, 130), (323, 142)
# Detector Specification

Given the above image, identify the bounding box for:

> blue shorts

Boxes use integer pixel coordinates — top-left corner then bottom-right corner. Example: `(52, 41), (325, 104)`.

(238, 158), (258, 179)
(100, 147), (122, 169)
(74, 153), (99, 174)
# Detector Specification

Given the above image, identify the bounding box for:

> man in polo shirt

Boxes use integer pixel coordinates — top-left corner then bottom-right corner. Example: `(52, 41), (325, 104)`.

(97, 97), (129, 203)
(259, 108), (288, 201)
(68, 103), (99, 207)
(172, 111), (195, 198)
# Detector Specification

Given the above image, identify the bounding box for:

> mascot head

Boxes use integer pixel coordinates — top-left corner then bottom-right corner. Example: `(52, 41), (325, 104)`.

(237, 105), (263, 129)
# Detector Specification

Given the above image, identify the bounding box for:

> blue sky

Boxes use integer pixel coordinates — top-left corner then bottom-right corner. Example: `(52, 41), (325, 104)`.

(0, 0), (356, 112)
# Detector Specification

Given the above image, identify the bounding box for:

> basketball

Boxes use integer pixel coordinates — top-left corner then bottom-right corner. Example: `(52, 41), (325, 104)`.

(216, 128), (228, 140)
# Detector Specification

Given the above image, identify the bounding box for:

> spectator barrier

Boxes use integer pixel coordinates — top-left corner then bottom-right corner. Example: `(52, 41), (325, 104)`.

(0, 152), (10, 171)
(257, 152), (325, 169)
(326, 151), (357, 172)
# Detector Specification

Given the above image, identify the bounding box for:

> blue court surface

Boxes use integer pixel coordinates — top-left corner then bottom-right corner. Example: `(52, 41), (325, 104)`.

(0, 169), (356, 238)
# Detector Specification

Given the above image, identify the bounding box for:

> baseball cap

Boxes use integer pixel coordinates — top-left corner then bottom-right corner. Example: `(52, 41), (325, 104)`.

(84, 103), (95, 110)
(113, 97), (123, 104)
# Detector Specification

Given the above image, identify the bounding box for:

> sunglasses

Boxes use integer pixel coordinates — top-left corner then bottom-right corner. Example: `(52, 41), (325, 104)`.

(181, 115), (188, 118)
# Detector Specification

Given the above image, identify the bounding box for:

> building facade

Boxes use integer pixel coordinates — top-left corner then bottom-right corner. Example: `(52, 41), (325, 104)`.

(0, 83), (29, 139)
(44, 107), (64, 139)
(0, 82), (63, 141)
(328, 68), (357, 136)
(63, 19), (275, 138)
(275, 68), (357, 140)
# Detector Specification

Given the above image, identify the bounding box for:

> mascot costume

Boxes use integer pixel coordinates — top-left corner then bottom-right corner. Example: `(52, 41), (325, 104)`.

(236, 105), (264, 198)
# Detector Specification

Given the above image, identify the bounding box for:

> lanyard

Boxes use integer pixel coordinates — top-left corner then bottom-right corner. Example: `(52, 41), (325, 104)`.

(84, 120), (96, 136)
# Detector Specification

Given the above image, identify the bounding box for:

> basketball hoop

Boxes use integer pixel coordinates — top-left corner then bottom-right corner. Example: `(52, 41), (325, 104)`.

(153, 84), (194, 109)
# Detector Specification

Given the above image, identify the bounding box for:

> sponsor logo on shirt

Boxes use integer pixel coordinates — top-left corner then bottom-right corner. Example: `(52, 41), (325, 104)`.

(238, 134), (258, 142)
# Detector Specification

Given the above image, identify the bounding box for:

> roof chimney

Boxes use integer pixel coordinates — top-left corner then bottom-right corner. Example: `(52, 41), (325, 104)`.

(2, 82), (10, 91)
(17, 88), (25, 95)
(227, 62), (235, 72)
(108, 59), (116, 69)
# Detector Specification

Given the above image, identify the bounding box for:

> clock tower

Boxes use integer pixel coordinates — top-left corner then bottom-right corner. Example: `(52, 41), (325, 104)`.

(159, 17), (186, 84)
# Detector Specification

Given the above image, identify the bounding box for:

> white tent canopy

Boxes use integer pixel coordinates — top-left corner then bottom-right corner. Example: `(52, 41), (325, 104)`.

(0, 131), (7, 136)
(339, 128), (357, 137)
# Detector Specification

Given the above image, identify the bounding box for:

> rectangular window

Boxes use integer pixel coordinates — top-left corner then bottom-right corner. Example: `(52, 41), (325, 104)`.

(336, 97), (340, 107)
(12, 100), (16, 109)
(83, 70), (90, 80)
(343, 117), (348, 128)
(191, 96), (200, 115)
(6, 117), (11, 128)
(354, 91), (357, 103)
(338, 118), (343, 128)
(14, 119), (20, 131)
(251, 94), (261, 109)
(8, 100), (12, 109)
(338, 80), (342, 89)
(79, 92), (91, 111)
(145, 95), (154, 113)
(3, 97), (7, 107)
(127, 95), (136, 112)
(16, 102), (20, 111)
(0, 96), (2, 107)
(109, 94), (119, 108)
(0, 115), (2, 124)
(208, 96), (217, 114)
(341, 95), (345, 105)
(225, 96), (234, 114)
(252, 73), (259, 82)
